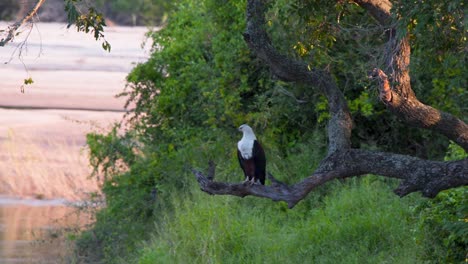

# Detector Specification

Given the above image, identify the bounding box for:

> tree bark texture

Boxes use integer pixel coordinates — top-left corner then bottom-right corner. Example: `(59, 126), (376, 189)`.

(195, 152), (468, 208)
(359, 0), (468, 151)
(194, 0), (468, 207)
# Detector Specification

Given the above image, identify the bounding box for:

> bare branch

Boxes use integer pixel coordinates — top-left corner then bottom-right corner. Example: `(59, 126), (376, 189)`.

(244, 0), (353, 153)
(0, 0), (46, 46)
(193, 168), (324, 209)
(194, 151), (468, 208)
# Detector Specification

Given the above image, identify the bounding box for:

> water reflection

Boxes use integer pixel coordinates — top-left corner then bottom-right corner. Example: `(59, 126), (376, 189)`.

(0, 199), (91, 263)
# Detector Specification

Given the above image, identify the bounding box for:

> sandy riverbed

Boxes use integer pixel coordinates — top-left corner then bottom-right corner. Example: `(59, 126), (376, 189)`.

(0, 22), (153, 201)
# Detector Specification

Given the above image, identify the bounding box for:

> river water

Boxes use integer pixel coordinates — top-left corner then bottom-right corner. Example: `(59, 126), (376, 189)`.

(0, 22), (151, 263)
(0, 198), (92, 263)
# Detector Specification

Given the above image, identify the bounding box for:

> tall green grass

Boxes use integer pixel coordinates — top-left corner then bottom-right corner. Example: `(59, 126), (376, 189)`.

(76, 129), (466, 263)
(137, 177), (423, 264)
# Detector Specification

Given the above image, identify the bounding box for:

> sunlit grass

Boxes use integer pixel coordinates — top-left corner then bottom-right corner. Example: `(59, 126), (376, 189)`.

(137, 177), (423, 264)
(0, 129), (99, 201)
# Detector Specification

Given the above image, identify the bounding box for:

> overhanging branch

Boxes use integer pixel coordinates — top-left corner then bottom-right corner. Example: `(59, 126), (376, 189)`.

(352, 0), (392, 25)
(357, 0), (468, 151)
(194, 150), (468, 208)
(370, 68), (468, 151)
(244, 0), (353, 153)
(0, 0), (46, 46)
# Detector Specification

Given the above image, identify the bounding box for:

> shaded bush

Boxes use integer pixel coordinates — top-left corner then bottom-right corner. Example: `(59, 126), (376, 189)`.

(415, 143), (468, 263)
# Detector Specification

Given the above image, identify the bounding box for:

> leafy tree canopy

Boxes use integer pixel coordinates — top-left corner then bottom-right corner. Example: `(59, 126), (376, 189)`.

(76, 0), (467, 262)
(5, 0), (464, 262)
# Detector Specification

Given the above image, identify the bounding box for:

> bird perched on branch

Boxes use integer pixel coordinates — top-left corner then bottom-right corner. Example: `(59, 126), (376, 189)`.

(237, 124), (266, 185)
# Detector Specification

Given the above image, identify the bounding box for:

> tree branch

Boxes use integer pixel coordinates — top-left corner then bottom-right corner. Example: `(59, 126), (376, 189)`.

(370, 68), (468, 151)
(356, 0), (468, 151)
(352, 0), (392, 25)
(243, 0), (353, 154)
(194, 0), (468, 207)
(0, 0), (46, 46)
(194, 150), (468, 208)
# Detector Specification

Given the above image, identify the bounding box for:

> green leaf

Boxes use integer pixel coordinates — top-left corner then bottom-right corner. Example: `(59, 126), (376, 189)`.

(23, 77), (34, 85)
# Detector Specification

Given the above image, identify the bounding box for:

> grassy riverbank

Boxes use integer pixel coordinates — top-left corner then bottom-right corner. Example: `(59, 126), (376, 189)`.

(72, 0), (467, 262)
(137, 178), (424, 264)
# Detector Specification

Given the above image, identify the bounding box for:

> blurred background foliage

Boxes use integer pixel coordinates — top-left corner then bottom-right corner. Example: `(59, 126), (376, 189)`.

(92, 0), (172, 25)
(0, 0), (172, 26)
(2, 0), (466, 263)
(0, 0), (19, 21)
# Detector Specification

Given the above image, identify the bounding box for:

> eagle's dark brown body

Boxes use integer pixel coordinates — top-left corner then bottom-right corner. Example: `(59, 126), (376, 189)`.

(237, 125), (266, 185)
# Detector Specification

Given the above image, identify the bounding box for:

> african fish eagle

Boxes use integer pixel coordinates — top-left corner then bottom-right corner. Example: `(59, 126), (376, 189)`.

(237, 124), (266, 185)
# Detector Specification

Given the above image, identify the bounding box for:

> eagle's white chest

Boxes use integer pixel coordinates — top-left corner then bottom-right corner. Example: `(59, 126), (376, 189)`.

(238, 138), (254, 159)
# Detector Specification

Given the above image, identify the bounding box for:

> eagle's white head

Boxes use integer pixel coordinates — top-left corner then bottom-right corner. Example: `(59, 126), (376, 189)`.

(238, 124), (257, 141)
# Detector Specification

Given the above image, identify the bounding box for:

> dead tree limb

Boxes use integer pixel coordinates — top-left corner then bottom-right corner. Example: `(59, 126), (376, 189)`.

(0, 0), (46, 46)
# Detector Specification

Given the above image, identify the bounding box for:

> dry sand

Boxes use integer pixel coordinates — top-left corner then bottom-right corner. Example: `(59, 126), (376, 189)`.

(0, 22), (152, 201)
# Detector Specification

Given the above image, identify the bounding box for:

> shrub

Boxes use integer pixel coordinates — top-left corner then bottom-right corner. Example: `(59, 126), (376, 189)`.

(415, 142), (467, 263)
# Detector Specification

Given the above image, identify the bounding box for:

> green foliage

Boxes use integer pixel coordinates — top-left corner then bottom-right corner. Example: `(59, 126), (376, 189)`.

(81, 122), (261, 262)
(265, 0), (467, 158)
(65, 0), (111, 52)
(75, 0), (467, 262)
(19, 77), (35, 93)
(23, 77), (34, 85)
(416, 188), (468, 263)
(444, 141), (468, 162)
(121, 0), (323, 144)
(94, 0), (172, 26)
(86, 127), (137, 180)
(414, 143), (467, 262)
(394, 0), (467, 118)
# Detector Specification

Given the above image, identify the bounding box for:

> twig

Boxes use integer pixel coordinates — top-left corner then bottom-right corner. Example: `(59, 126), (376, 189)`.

(0, 0), (46, 46)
